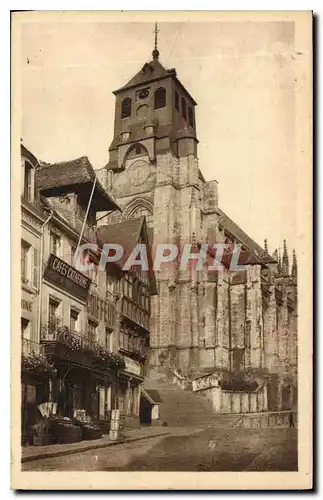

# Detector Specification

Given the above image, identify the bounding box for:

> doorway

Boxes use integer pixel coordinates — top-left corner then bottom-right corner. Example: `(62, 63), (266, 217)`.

(139, 396), (152, 425)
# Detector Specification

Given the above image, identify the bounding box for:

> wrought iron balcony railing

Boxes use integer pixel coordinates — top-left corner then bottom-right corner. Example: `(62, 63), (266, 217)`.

(22, 338), (44, 356)
(41, 323), (99, 352)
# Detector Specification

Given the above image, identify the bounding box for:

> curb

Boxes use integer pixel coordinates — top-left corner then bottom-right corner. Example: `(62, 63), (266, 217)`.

(21, 431), (170, 463)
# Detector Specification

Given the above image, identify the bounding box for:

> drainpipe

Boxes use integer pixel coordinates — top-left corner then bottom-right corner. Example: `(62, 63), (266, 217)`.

(37, 210), (54, 344)
(37, 209), (54, 403)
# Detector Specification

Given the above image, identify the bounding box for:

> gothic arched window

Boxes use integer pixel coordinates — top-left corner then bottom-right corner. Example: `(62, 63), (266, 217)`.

(126, 143), (148, 159)
(132, 207), (154, 229)
(124, 200), (154, 229)
(181, 97), (187, 120)
(154, 87), (166, 109)
(121, 97), (132, 119)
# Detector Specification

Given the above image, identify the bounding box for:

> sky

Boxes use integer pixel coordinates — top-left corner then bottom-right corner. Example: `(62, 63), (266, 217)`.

(21, 18), (299, 259)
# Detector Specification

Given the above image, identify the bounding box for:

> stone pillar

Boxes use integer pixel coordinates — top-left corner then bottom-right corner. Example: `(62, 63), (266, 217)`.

(263, 284), (278, 372)
(241, 392), (249, 413)
(212, 386), (221, 412)
(215, 270), (230, 369)
(199, 280), (217, 369)
(245, 265), (263, 369)
(263, 382), (268, 411)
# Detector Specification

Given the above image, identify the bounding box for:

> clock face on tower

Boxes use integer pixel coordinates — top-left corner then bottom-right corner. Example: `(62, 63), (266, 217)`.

(127, 160), (150, 187)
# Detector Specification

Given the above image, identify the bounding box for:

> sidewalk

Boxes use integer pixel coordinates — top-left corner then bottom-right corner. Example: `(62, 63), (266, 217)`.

(21, 427), (170, 463)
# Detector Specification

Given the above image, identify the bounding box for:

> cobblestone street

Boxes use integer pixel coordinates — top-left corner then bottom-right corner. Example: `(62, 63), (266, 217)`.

(22, 427), (297, 472)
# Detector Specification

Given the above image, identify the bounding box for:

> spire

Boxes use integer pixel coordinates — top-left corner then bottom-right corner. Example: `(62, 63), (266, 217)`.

(277, 248), (282, 275)
(273, 248), (280, 275)
(291, 249), (297, 281)
(152, 22), (160, 60)
(264, 239), (268, 254)
(282, 239), (289, 276)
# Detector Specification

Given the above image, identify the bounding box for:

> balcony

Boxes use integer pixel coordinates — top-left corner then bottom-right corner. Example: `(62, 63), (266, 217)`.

(22, 338), (44, 356)
(121, 296), (149, 331)
(119, 342), (149, 361)
(40, 322), (125, 373)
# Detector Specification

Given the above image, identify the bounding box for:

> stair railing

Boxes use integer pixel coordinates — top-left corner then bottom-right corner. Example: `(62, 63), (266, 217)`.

(172, 370), (190, 390)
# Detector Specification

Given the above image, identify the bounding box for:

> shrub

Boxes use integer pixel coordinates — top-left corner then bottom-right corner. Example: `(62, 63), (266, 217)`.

(219, 372), (258, 392)
(21, 352), (56, 376)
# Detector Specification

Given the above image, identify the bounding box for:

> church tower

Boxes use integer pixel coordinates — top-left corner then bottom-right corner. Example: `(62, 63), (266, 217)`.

(103, 24), (213, 374)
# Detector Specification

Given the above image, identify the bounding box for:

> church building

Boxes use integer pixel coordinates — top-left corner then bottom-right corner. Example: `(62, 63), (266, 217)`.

(99, 29), (298, 414)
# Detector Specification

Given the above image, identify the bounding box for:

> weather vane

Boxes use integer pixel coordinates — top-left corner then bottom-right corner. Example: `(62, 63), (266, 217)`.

(152, 22), (160, 60)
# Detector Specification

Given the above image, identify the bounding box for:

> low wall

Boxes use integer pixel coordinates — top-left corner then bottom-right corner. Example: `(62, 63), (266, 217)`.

(234, 410), (297, 428)
(220, 389), (266, 413)
(196, 385), (267, 413)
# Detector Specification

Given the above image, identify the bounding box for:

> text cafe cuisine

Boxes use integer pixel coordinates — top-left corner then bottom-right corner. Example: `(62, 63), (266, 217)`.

(51, 257), (89, 289)
(43, 254), (91, 302)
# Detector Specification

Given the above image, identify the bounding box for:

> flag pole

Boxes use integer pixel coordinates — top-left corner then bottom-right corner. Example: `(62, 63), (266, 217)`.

(73, 175), (97, 268)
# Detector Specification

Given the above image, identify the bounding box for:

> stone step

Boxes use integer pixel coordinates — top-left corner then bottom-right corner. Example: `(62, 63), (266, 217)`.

(144, 375), (243, 428)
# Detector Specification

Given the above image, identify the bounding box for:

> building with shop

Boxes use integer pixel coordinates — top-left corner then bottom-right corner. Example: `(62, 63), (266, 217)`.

(21, 148), (157, 439)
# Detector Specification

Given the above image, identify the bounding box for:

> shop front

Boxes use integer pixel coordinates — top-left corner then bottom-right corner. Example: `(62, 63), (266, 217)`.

(115, 356), (143, 428)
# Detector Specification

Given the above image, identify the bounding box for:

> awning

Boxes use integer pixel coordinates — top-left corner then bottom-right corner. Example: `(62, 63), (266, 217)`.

(141, 388), (162, 405)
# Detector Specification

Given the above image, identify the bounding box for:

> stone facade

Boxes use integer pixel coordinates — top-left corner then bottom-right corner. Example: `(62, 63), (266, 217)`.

(100, 49), (298, 411)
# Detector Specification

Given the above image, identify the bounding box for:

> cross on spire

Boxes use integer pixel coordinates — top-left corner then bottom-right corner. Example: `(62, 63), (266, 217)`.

(152, 22), (160, 60)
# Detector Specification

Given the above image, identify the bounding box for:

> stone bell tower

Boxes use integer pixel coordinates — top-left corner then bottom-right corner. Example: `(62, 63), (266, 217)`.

(103, 24), (212, 374)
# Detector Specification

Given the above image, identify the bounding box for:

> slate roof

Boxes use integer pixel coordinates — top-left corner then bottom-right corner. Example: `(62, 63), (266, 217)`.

(113, 58), (197, 105)
(97, 217), (157, 295)
(216, 208), (277, 265)
(114, 59), (172, 93)
(36, 156), (120, 212)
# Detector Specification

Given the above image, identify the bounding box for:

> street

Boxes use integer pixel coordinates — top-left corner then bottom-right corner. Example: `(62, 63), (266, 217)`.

(22, 427), (297, 472)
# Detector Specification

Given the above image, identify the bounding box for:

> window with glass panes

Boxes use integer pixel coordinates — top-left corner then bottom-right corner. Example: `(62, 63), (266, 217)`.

(49, 297), (60, 325)
(21, 240), (30, 281)
(50, 231), (61, 256)
(106, 274), (115, 296)
(87, 319), (97, 343)
(105, 327), (112, 352)
(70, 309), (79, 331)
(23, 161), (34, 202)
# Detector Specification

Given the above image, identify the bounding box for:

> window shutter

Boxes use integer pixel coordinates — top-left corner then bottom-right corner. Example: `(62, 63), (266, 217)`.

(32, 247), (39, 288)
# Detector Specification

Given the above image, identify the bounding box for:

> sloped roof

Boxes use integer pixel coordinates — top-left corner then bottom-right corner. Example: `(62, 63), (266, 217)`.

(114, 59), (172, 93)
(21, 143), (39, 167)
(216, 208), (277, 264)
(36, 156), (120, 212)
(113, 58), (197, 105)
(108, 122), (174, 154)
(143, 389), (163, 403)
(97, 217), (157, 295)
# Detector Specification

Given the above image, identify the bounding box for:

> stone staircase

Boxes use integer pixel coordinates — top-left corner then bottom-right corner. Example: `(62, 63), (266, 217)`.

(144, 370), (240, 428)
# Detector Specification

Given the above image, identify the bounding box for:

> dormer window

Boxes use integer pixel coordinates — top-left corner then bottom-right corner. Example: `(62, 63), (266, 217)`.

(121, 97), (132, 119)
(22, 160), (34, 202)
(154, 87), (166, 109)
(181, 97), (187, 120)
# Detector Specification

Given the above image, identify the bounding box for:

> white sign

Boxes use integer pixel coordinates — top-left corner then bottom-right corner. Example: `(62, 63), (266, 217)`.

(124, 356), (141, 376)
